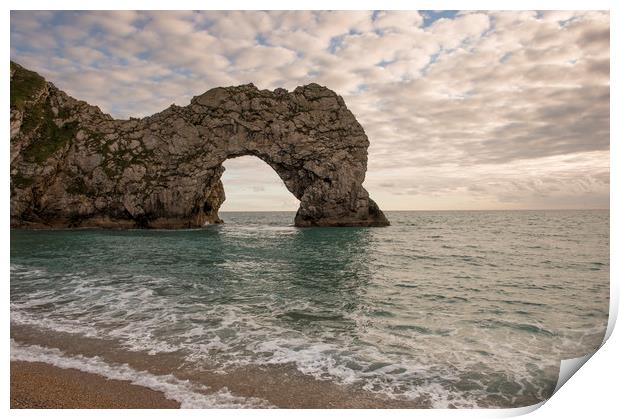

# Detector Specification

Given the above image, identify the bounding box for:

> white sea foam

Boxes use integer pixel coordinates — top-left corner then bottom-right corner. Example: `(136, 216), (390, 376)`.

(10, 293), (547, 409)
(10, 281), (542, 408)
(10, 339), (272, 408)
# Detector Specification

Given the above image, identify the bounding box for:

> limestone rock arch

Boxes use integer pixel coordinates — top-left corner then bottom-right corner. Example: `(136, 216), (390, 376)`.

(10, 61), (389, 228)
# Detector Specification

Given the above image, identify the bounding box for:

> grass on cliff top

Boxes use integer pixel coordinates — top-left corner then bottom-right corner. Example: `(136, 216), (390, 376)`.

(10, 62), (78, 164)
(11, 61), (46, 110)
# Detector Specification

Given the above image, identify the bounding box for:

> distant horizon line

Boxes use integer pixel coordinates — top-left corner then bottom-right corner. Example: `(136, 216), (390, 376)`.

(219, 208), (610, 213)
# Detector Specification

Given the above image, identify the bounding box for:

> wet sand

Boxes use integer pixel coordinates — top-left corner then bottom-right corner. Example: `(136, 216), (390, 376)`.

(11, 361), (180, 409)
(11, 323), (432, 408)
(10, 358), (423, 409)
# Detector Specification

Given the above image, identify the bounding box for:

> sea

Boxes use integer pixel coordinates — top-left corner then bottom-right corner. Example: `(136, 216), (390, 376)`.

(10, 210), (610, 408)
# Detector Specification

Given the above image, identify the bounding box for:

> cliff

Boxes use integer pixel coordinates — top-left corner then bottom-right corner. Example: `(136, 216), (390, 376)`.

(10, 61), (389, 228)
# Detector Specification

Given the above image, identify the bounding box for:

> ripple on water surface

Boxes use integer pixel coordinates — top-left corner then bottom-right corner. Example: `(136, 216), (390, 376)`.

(10, 210), (610, 408)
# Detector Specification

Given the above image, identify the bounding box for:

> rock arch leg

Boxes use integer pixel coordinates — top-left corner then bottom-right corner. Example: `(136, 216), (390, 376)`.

(294, 180), (389, 227)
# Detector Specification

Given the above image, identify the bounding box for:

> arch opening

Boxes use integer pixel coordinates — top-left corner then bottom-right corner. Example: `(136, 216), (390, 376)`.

(218, 155), (300, 216)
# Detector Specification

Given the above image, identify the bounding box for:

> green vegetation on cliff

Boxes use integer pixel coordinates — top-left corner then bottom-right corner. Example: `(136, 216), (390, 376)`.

(22, 122), (78, 164)
(11, 172), (34, 189)
(10, 61), (45, 110)
(21, 99), (78, 163)
(11, 62), (79, 163)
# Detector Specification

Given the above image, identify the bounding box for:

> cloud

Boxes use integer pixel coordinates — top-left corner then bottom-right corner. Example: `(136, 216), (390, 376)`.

(430, 12), (491, 50)
(373, 10), (424, 33)
(233, 45), (297, 71)
(10, 10), (609, 210)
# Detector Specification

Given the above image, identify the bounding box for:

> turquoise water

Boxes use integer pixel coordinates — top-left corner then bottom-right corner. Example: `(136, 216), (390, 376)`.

(10, 210), (609, 408)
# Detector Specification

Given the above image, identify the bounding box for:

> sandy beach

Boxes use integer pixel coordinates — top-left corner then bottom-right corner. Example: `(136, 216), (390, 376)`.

(11, 361), (180, 409)
(11, 323), (429, 409)
(11, 327), (424, 409)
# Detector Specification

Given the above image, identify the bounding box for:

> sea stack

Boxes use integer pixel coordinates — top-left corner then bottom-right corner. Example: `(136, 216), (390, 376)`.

(10, 61), (389, 228)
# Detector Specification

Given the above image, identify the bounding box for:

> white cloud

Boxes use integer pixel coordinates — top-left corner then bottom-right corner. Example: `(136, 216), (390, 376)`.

(430, 13), (490, 50)
(373, 10), (424, 33)
(233, 45), (297, 71)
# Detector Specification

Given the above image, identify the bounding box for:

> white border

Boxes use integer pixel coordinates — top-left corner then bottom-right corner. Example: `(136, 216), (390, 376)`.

(3, 1), (616, 418)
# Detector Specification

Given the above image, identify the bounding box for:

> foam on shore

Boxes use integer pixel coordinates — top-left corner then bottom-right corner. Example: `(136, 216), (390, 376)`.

(10, 339), (272, 408)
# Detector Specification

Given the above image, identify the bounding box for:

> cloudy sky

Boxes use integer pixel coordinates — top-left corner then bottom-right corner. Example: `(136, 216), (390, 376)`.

(10, 10), (609, 211)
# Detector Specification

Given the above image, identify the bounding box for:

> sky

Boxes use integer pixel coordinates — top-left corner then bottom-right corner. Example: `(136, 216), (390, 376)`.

(10, 10), (610, 211)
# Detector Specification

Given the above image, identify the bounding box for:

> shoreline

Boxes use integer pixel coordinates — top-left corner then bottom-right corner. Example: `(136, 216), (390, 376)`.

(11, 360), (180, 409)
(11, 325), (426, 409)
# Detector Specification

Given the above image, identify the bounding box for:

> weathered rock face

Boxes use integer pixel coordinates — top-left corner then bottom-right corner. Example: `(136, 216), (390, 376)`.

(10, 62), (389, 228)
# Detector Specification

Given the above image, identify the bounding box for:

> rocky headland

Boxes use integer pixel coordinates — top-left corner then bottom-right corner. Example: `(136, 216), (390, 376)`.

(10, 61), (389, 228)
